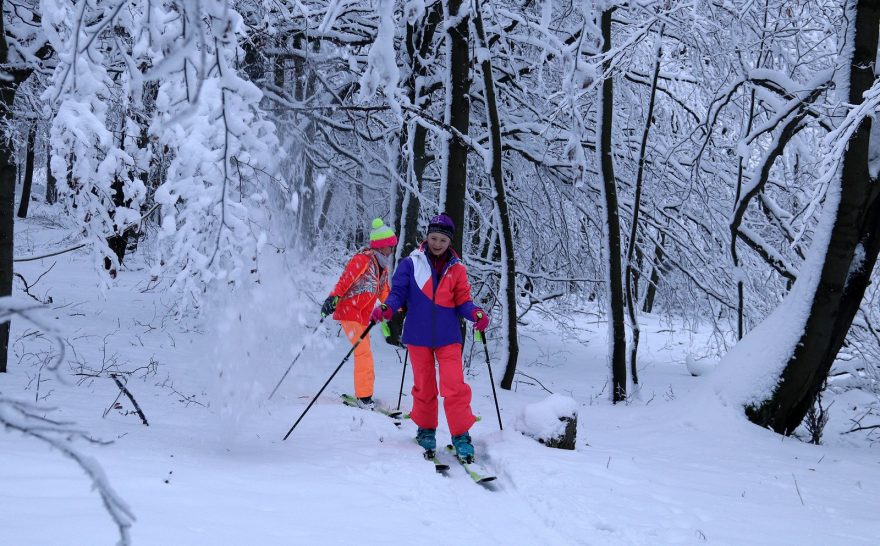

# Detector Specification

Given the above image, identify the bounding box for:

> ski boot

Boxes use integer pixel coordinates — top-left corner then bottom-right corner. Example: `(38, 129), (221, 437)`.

(451, 432), (474, 464)
(416, 427), (437, 458)
(356, 396), (375, 411)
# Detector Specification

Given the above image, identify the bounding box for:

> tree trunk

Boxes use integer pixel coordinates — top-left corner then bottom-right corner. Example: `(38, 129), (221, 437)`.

(731, 2), (770, 340)
(0, 94), (14, 372)
(16, 123), (36, 219)
(625, 26), (663, 387)
(317, 181), (333, 233)
(354, 179), (364, 248)
(731, 88), (757, 340)
(398, 3), (442, 257)
(474, 0), (519, 390)
(598, 8), (627, 402)
(293, 35), (318, 250)
(400, 122), (427, 256)
(45, 140), (57, 205)
(642, 232), (665, 313)
(442, 0), (470, 246)
(746, 0), (880, 434)
(0, 5), (17, 372)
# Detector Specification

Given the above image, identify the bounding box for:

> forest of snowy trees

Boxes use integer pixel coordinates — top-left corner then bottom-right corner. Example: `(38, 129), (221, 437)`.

(2, 1), (880, 543)
(2, 0), (880, 472)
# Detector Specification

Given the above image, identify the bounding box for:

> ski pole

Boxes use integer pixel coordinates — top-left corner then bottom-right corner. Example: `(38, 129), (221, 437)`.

(282, 321), (375, 440)
(396, 348), (409, 411)
(475, 317), (503, 431)
(268, 318), (325, 401)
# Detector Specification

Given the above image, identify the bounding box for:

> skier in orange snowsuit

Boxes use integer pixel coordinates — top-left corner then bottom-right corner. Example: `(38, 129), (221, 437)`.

(320, 218), (397, 407)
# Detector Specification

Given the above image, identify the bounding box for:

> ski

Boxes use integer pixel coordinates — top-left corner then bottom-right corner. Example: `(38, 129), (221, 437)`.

(424, 450), (451, 473)
(412, 439), (449, 473)
(340, 394), (403, 423)
(445, 445), (496, 484)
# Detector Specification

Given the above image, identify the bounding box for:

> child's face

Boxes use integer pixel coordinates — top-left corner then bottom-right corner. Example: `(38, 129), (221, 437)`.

(427, 233), (451, 256)
(375, 246), (394, 257)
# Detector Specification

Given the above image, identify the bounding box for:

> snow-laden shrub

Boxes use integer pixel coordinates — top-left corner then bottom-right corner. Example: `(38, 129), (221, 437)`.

(42, 0), (279, 308)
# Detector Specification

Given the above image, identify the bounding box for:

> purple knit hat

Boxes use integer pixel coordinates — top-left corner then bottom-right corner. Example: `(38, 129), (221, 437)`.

(427, 213), (455, 240)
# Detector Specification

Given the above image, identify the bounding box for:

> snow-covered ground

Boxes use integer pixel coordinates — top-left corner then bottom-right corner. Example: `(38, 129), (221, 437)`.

(2, 210), (879, 545)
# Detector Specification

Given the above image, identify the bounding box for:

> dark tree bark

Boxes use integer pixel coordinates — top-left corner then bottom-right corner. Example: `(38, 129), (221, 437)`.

(542, 414), (577, 450)
(45, 142), (57, 205)
(17, 123), (36, 218)
(0, 2), (29, 372)
(443, 0), (470, 243)
(474, 0), (519, 390)
(642, 233), (665, 313)
(598, 8), (627, 402)
(354, 179), (364, 247)
(241, 30), (266, 85)
(0, 77), (14, 372)
(731, 2), (771, 340)
(624, 27), (663, 387)
(747, 0), (880, 434)
(0, 7), (50, 371)
(104, 169), (129, 276)
(731, 89), (758, 340)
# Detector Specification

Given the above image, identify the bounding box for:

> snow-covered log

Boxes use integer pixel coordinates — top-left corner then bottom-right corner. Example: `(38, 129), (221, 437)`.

(516, 394), (579, 450)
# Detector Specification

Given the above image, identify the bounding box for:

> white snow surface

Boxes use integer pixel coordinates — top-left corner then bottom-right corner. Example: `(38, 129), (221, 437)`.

(2, 209), (880, 546)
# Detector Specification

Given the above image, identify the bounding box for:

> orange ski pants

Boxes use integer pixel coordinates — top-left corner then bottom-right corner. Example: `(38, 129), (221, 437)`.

(340, 320), (375, 398)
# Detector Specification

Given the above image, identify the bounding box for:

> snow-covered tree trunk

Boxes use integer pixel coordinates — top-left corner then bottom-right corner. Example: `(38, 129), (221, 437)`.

(473, 0), (519, 390)
(747, 0), (880, 434)
(625, 25), (664, 387)
(294, 35), (319, 251)
(397, 2), (442, 257)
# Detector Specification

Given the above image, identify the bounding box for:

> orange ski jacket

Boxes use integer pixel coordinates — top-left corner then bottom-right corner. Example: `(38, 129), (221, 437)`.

(329, 249), (390, 324)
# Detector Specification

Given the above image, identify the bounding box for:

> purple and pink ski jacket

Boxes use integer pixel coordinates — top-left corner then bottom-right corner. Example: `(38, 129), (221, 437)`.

(384, 244), (478, 347)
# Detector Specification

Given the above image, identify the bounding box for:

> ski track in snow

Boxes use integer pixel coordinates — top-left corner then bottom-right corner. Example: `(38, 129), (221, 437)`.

(3, 212), (880, 545)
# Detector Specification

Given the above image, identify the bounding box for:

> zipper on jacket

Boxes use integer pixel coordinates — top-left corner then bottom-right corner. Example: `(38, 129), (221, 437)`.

(430, 254), (454, 347)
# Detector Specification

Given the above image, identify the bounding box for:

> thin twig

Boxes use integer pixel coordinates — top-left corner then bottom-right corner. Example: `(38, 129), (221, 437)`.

(792, 473), (805, 506)
(14, 243), (87, 263)
(844, 424), (880, 433)
(110, 374), (149, 426)
(514, 371), (554, 394)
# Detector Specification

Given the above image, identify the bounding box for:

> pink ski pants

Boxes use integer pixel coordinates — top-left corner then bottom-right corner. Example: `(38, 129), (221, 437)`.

(408, 343), (476, 436)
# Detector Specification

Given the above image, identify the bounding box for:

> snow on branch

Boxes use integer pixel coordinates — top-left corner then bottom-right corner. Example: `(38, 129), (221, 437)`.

(42, 0), (279, 307)
(357, 0), (402, 113)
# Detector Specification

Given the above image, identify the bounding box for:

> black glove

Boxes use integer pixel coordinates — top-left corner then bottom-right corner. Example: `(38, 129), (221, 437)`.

(321, 296), (339, 318)
(384, 308), (407, 348)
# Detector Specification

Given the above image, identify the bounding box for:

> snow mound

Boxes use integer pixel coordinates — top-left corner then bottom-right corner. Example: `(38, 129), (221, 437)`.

(515, 394), (579, 442)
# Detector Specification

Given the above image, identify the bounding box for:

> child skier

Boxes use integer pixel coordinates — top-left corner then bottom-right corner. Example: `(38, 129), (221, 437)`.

(321, 218), (397, 409)
(371, 213), (489, 462)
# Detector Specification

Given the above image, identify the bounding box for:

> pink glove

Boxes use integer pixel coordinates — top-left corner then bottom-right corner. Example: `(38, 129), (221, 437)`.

(473, 308), (490, 332)
(370, 304), (393, 324)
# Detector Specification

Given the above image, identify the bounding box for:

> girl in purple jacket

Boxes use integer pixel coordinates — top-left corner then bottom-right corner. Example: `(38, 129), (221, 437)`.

(371, 213), (489, 462)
